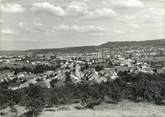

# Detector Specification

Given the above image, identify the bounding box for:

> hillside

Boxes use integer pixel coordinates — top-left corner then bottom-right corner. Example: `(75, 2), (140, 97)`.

(99, 39), (165, 48)
(0, 39), (164, 55)
(26, 39), (165, 54)
(26, 46), (97, 54)
(0, 51), (25, 56)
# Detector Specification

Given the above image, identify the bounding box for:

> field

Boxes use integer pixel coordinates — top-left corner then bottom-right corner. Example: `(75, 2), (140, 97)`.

(39, 100), (165, 117)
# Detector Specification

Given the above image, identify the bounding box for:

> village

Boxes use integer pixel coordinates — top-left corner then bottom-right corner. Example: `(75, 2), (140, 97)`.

(0, 45), (165, 91)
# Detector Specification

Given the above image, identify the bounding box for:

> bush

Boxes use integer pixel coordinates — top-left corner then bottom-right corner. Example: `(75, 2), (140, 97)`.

(95, 65), (104, 72)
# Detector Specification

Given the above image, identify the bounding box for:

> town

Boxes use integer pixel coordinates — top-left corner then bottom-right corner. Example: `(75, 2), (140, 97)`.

(0, 40), (165, 90)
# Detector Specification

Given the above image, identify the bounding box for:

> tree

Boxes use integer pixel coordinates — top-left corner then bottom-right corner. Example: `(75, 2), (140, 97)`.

(25, 84), (46, 117)
(106, 59), (113, 68)
(65, 71), (71, 83)
(95, 65), (104, 72)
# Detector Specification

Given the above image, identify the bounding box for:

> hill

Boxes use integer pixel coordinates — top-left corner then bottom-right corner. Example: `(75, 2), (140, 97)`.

(26, 46), (97, 54)
(0, 51), (25, 56)
(26, 39), (165, 54)
(99, 39), (165, 48)
(0, 39), (164, 55)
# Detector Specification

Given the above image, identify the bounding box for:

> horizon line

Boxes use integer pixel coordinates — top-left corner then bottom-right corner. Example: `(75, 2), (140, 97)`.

(0, 38), (164, 51)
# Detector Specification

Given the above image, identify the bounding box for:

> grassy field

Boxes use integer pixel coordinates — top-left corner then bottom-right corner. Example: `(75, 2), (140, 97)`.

(0, 100), (165, 117)
(0, 105), (27, 117)
(39, 100), (165, 117)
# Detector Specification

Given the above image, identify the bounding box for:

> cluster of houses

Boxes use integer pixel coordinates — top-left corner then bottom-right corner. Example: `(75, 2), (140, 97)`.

(0, 55), (164, 91)
(0, 45), (165, 90)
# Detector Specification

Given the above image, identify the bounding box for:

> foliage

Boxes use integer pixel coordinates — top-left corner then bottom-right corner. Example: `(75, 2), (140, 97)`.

(0, 72), (165, 116)
(95, 65), (104, 72)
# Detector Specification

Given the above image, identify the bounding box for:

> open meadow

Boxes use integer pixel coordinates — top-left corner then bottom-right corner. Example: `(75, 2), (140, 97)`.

(39, 100), (165, 117)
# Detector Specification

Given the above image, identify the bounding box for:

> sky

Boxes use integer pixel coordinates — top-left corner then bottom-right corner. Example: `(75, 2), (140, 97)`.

(0, 0), (165, 50)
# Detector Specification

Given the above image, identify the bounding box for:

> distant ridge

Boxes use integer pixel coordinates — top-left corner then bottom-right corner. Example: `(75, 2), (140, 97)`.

(0, 39), (164, 55)
(26, 39), (165, 54)
(0, 50), (25, 56)
(26, 46), (97, 54)
(99, 39), (165, 48)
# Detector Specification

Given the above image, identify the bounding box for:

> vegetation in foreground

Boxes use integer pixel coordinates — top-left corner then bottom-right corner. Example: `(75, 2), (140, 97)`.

(0, 72), (165, 117)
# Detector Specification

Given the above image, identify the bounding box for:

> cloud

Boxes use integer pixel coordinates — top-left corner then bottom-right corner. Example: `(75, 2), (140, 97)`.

(18, 22), (24, 27)
(1, 29), (16, 34)
(53, 25), (109, 33)
(80, 0), (90, 2)
(33, 22), (43, 27)
(88, 32), (105, 36)
(128, 23), (140, 28)
(0, 19), (4, 24)
(18, 22), (47, 35)
(32, 2), (65, 16)
(67, 1), (117, 19)
(84, 0), (144, 8)
(80, 8), (117, 19)
(67, 1), (88, 15)
(0, 3), (25, 13)
(147, 8), (165, 16)
(117, 5), (165, 25)
(114, 29), (126, 34)
(106, 0), (144, 8)
(31, 1), (118, 19)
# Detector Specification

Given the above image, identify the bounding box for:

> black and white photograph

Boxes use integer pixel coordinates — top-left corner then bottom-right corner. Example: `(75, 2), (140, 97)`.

(0, 0), (165, 117)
